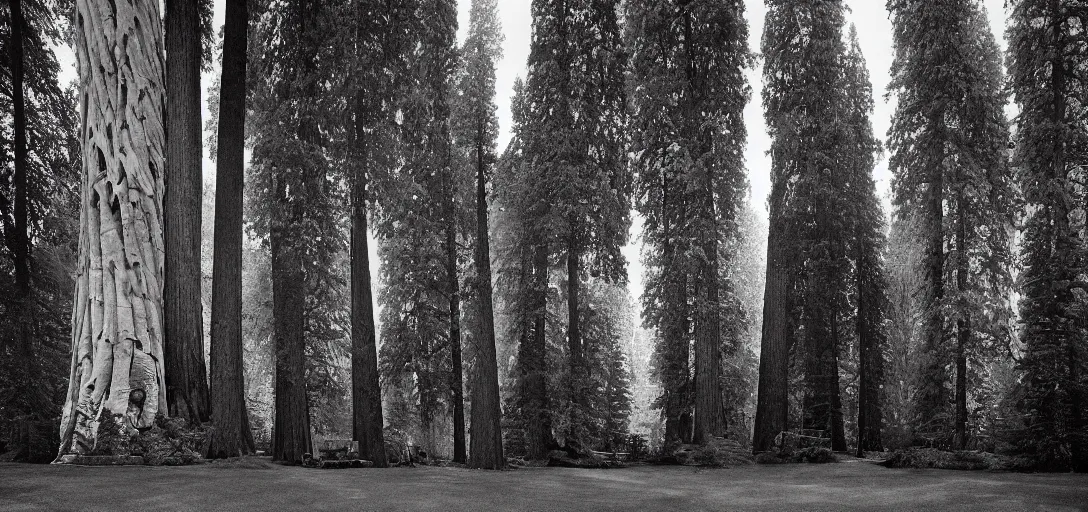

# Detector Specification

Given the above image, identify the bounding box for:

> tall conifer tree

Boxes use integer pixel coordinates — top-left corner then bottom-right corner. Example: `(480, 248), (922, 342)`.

(625, 0), (750, 447)
(453, 0), (506, 469)
(887, 0), (1015, 449)
(1010, 0), (1088, 472)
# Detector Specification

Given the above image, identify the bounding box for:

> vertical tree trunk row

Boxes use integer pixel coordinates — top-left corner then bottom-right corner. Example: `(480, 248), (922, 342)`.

(207, 0), (255, 459)
(59, 0), (169, 456)
(164, 0), (211, 426)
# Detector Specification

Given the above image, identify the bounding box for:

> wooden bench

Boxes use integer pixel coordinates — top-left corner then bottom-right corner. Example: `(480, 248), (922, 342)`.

(318, 439), (359, 461)
(591, 450), (630, 462)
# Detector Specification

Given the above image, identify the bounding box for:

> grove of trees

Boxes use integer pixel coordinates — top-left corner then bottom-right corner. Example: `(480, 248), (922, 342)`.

(0, 0), (1084, 473)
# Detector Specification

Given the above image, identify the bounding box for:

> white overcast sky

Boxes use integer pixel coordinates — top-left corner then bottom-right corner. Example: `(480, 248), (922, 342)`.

(55, 0), (1011, 308)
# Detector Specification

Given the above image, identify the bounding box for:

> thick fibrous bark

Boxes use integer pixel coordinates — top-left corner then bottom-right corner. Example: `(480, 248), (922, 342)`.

(350, 95), (386, 468)
(164, 0), (211, 426)
(753, 192), (791, 453)
(271, 210), (310, 463)
(59, 0), (169, 457)
(207, 0), (255, 459)
(468, 146), (503, 469)
(693, 184), (723, 445)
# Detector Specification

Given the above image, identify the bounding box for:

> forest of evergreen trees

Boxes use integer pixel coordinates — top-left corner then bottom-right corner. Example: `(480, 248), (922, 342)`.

(0, 0), (1086, 474)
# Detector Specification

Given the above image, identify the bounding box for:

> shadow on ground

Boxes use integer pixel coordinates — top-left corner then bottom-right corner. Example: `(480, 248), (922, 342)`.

(1, 458), (1086, 511)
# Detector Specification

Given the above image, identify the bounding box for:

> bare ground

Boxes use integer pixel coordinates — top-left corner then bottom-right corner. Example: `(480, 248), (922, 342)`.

(1, 458), (1086, 511)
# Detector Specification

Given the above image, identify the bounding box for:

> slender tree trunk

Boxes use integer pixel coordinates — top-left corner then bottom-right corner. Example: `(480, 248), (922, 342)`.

(829, 314), (846, 451)
(754, 190), (791, 452)
(855, 242), (884, 454)
(566, 234), (583, 447)
(446, 178), (466, 464)
(207, 0), (254, 458)
(954, 191), (969, 450)
(350, 94), (387, 468)
(164, 0), (211, 426)
(567, 237), (582, 369)
(6, 0), (36, 427)
(857, 298), (869, 456)
(694, 189), (723, 444)
(7, 0), (30, 298)
(59, 0), (169, 458)
(468, 141), (503, 469)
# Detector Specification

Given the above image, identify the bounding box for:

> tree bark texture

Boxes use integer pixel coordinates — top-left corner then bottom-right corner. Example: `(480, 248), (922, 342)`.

(164, 0), (211, 426)
(271, 204), (310, 463)
(693, 183), (723, 445)
(7, 0), (30, 298)
(468, 148), (503, 469)
(350, 94), (387, 468)
(207, 0), (255, 459)
(59, 0), (169, 456)
(754, 191), (792, 452)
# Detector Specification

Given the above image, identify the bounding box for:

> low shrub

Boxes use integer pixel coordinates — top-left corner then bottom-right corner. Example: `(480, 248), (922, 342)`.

(880, 448), (1030, 471)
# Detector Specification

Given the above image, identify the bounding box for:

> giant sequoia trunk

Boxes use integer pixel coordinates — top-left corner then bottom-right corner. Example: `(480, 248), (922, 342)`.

(658, 174), (691, 449)
(350, 95), (387, 468)
(468, 146), (504, 469)
(270, 208), (310, 463)
(693, 180), (723, 445)
(754, 189), (792, 453)
(207, 0), (255, 459)
(164, 0), (211, 426)
(58, 0), (169, 457)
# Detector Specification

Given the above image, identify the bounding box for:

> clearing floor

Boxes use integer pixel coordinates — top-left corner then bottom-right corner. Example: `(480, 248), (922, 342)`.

(1, 458), (1086, 511)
